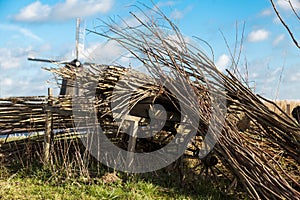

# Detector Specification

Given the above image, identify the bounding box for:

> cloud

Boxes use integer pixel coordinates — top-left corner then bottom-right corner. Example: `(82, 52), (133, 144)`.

(215, 54), (230, 72)
(170, 9), (184, 20)
(82, 40), (127, 65)
(246, 56), (292, 99)
(289, 71), (300, 82)
(2, 78), (13, 87)
(165, 34), (192, 52)
(273, 34), (285, 46)
(255, 66), (283, 98)
(272, 16), (282, 24)
(0, 24), (42, 41)
(13, 0), (114, 22)
(260, 8), (273, 16)
(277, 0), (300, 11)
(0, 44), (52, 70)
(170, 6), (193, 20)
(156, 1), (176, 7)
(0, 47), (33, 69)
(13, 1), (51, 22)
(0, 48), (52, 97)
(0, 71), (50, 97)
(247, 29), (270, 42)
(119, 11), (150, 28)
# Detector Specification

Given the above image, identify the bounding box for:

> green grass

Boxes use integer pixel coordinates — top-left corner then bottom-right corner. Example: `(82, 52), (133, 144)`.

(0, 167), (231, 200)
(0, 178), (159, 200)
(0, 177), (222, 200)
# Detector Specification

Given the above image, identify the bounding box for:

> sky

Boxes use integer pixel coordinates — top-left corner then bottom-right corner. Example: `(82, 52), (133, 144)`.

(0, 0), (299, 100)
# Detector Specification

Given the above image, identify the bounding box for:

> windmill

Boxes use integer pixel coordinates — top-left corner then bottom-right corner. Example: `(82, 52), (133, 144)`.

(28, 18), (89, 96)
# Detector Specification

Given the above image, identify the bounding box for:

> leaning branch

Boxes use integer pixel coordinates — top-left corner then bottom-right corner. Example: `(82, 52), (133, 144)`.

(270, 0), (300, 49)
(288, 0), (300, 20)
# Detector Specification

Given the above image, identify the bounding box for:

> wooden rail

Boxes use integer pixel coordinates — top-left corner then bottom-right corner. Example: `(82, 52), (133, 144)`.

(0, 91), (77, 163)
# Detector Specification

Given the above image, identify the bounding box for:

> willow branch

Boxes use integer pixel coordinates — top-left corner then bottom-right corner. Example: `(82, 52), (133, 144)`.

(270, 0), (300, 48)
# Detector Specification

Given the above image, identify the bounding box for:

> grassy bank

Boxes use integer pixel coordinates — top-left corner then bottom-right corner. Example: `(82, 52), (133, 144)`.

(0, 177), (183, 200)
(0, 167), (232, 200)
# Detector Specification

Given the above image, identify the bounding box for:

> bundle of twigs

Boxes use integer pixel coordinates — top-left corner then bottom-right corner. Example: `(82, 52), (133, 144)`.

(0, 96), (75, 137)
(48, 64), (178, 149)
(46, 5), (300, 199)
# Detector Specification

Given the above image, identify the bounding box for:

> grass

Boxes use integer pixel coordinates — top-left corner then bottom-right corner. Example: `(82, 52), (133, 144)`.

(0, 177), (167, 200)
(0, 166), (231, 200)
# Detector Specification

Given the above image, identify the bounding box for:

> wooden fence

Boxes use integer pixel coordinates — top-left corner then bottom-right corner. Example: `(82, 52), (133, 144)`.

(0, 89), (77, 163)
(0, 87), (132, 164)
(0, 93), (74, 137)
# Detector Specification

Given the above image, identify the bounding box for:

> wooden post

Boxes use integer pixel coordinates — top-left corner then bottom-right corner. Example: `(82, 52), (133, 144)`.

(286, 104), (291, 116)
(44, 88), (53, 165)
(124, 115), (140, 171)
(127, 120), (138, 153)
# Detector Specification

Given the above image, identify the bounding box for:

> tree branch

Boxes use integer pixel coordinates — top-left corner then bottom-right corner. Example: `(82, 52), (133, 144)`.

(288, 0), (300, 20)
(270, 0), (300, 49)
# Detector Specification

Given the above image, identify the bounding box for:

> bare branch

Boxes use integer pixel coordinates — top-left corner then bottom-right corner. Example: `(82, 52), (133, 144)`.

(288, 0), (300, 20)
(270, 0), (300, 48)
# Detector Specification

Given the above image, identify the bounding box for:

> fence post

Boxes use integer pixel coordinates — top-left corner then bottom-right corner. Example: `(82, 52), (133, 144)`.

(44, 88), (53, 165)
(124, 115), (140, 172)
(286, 103), (291, 116)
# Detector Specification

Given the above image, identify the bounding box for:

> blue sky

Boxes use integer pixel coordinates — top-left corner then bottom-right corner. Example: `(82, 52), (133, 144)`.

(0, 0), (299, 99)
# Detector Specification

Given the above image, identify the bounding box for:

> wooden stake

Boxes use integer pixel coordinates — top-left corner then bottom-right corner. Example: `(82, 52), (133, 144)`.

(43, 88), (53, 165)
(125, 115), (140, 172)
(286, 103), (291, 116)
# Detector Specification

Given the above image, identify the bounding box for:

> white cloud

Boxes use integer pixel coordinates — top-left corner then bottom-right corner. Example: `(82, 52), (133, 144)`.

(166, 34), (192, 52)
(120, 12), (149, 28)
(2, 78), (13, 87)
(273, 34), (285, 46)
(83, 40), (127, 64)
(170, 6), (193, 20)
(215, 54), (230, 72)
(13, 1), (51, 22)
(272, 16), (281, 24)
(250, 72), (259, 79)
(277, 0), (300, 11)
(260, 8), (273, 16)
(0, 24), (42, 41)
(0, 44), (52, 70)
(156, 1), (176, 7)
(170, 9), (184, 20)
(248, 29), (270, 42)
(0, 73), (50, 97)
(290, 72), (300, 82)
(13, 0), (114, 22)
(0, 47), (32, 69)
(265, 67), (282, 83)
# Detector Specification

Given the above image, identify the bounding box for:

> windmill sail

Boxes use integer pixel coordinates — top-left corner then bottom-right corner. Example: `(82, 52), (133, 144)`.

(28, 18), (86, 97)
(78, 19), (86, 60)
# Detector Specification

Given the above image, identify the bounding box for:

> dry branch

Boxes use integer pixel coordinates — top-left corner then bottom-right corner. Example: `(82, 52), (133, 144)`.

(81, 5), (299, 199)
